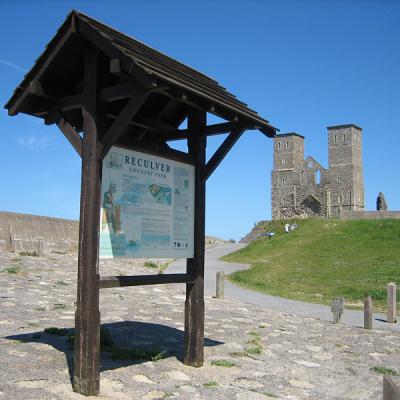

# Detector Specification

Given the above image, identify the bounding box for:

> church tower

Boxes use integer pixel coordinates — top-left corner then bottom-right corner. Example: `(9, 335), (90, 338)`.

(271, 133), (304, 219)
(327, 124), (364, 216)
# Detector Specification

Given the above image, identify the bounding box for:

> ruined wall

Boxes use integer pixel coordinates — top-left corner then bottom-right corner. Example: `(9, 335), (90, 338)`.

(0, 211), (78, 253)
(271, 124), (365, 220)
(339, 210), (400, 220)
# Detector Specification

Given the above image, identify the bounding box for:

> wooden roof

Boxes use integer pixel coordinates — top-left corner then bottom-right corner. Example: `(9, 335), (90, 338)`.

(5, 10), (276, 143)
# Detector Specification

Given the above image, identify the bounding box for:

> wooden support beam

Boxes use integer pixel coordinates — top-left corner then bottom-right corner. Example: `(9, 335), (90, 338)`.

(184, 109), (206, 367)
(73, 45), (102, 397)
(161, 121), (247, 141)
(100, 273), (194, 289)
(164, 89), (275, 137)
(34, 81), (153, 116)
(7, 24), (75, 116)
(99, 90), (150, 160)
(53, 112), (83, 156)
(77, 19), (154, 87)
(204, 128), (245, 181)
(28, 81), (53, 99)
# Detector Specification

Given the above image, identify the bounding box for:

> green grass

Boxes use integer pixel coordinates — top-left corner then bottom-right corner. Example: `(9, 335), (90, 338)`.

(222, 219), (400, 310)
(371, 366), (399, 376)
(211, 359), (236, 367)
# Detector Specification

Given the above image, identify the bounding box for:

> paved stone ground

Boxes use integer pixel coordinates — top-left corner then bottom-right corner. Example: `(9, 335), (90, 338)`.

(0, 250), (399, 399)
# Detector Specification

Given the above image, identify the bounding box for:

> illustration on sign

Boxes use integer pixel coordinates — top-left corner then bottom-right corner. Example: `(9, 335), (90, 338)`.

(100, 147), (195, 258)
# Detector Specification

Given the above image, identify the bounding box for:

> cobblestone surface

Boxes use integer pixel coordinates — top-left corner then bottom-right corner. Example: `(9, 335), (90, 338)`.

(0, 249), (398, 399)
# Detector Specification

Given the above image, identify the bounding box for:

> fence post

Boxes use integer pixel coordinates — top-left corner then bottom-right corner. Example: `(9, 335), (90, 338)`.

(216, 271), (225, 299)
(364, 294), (373, 330)
(37, 239), (45, 257)
(387, 283), (397, 323)
(331, 298), (345, 324)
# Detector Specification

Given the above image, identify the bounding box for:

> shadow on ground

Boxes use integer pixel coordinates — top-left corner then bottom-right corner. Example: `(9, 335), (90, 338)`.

(6, 321), (223, 385)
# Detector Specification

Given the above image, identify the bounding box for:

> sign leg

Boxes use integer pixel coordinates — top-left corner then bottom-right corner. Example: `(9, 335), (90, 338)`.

(184, 110), (206, 367)
(73, 46), (102, 396)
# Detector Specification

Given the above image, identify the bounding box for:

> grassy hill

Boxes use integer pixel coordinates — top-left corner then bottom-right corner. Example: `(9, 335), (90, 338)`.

(222, 219), (400, 310)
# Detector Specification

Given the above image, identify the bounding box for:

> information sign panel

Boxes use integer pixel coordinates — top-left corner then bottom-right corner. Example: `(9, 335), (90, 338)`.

(100, 146), (195, 258)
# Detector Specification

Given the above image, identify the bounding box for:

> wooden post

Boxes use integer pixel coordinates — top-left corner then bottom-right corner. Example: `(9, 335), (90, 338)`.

(37, 239), (44, 257)
(184, 109), (206, 367)
(216, 271), (225, 299)
(73, 46), (102, 396)
(364, 294), (373, 330)
(8, 226), (15, 253)
(387, 283), (397, 323)
(331, 297), (344, 324)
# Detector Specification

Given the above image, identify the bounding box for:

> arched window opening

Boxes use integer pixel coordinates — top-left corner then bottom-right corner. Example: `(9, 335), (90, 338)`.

(285, 141), (289, 149)
(277, 142), (281, 150)
(343, 133), (346, 144)
(281, 178), (285, 186)
(334, 134), (337, 143)
(338, 194), (343, 204)
(315, 169), (321, 185)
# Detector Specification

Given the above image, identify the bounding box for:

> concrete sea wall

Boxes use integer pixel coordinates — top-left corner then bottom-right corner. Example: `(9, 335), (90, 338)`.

(0, 211), (78, 253)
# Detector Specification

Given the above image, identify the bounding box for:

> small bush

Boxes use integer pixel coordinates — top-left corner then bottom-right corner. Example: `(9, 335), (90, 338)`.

(371, 366), (399, 376)
(246, 346), (262, 355)
(34, 305), (46, 312)
(204, 381), (218, 387)
(4, 266), (20, 274)
(211, 359), (236, 367)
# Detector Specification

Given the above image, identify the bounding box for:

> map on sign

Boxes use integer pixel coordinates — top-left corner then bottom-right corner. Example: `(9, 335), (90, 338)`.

(99, 146), (195, 258)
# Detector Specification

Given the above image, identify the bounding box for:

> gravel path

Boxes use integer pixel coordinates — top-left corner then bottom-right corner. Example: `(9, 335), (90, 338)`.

(0, 249), (398, 399)
(168, 243), (400, 332)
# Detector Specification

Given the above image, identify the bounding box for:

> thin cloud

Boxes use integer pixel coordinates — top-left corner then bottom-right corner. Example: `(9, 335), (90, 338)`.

(17, 135), (49, 150)
(0, 59), (28, 74)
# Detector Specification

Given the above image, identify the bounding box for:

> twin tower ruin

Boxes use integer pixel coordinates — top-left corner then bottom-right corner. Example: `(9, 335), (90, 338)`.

(271, 124), (365, 219)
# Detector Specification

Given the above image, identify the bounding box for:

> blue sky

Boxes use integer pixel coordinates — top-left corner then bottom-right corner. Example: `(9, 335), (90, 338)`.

(1, 0), (399, 240)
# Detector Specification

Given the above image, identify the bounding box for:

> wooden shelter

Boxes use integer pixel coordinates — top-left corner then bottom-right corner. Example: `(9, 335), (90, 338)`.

(5, 10), (277, 396)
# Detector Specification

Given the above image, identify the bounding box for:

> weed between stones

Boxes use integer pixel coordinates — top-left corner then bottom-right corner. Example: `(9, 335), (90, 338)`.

(371, 366), (399, 376)
(55, 280), (69, 285)
(4, 266), (20, 274)
(203, 381), (218, 387)
(211, 359), (236, 367)
(19, 251), (38, 257)
(53, 304), (67, 310)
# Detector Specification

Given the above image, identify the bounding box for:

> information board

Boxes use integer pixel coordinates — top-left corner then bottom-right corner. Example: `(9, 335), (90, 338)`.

(99, 146), (195, 258)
